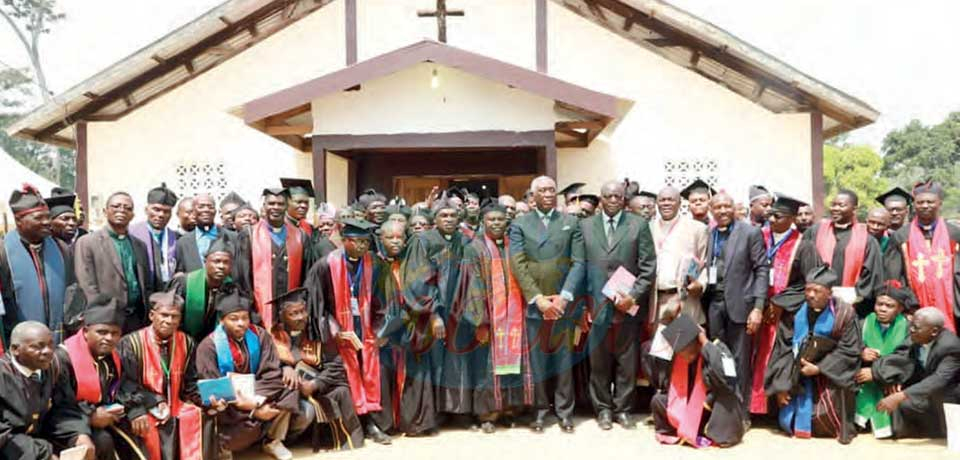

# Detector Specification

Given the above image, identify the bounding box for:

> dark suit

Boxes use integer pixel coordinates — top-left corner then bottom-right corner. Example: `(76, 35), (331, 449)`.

(703, 221), (769, 410)
(74, 229), (154, 332)
(873, 330), (960, 437)
(508, 209), (585, 420)
(174, 226), (236, 274)
(580, 211), (656, 415)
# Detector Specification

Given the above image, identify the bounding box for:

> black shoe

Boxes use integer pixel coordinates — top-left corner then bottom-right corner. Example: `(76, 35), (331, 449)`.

(365, 423), (392, 445)
(530, 414), (546, 433)
(614, 412), (635, 429)
(598, 411), (613, 431)
(481, 421), (496, 434)
(560, 418), (575, 433)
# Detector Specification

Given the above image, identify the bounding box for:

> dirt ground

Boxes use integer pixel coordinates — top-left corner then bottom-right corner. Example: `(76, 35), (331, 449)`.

(238, 414), (955, 460)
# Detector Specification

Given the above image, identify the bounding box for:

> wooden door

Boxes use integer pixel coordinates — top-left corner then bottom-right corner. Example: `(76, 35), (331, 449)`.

(499, 175), (536, 201)
(395, 177), (447, 205)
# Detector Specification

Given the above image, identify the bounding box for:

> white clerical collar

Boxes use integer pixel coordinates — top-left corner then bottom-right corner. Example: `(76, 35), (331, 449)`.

(11, 356), (41, 380)
(833, 222), (852, 230)
(289, 330), (302, 338)
(443, 234), (452, 241)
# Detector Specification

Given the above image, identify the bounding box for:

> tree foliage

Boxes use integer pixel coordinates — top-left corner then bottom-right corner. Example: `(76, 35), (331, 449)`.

(881, 112), (960, 215)
(823, 142), (887, 218)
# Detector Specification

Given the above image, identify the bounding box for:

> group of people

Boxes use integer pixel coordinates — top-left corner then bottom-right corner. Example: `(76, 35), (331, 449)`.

(0, 174), (958, 460)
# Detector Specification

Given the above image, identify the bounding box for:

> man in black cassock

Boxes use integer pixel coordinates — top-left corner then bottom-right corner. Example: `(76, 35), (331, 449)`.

(194, 290), (298, 460)
(867, 307), (960, 438)
(765, 266), (861, 444)
(875, 186), (912, 233)
(401, 197), (474, 421)
(804, 190), (883, 318)
(269, 288), (364, 450)
(0, 321), (93, 459)
(117, 290), (214, 460)
(865, 207), (906, 284)
(168, 236), (238, 341)
(55, 295), (146, 459)
(651, 314), (745, 447)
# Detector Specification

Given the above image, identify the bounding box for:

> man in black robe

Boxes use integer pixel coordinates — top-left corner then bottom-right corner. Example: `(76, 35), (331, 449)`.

(796, 205), (815, 234)
(194, 290), (298, 460)
(168, 236), (238, 341)
(865, 207), (906, 284)
(55, 296), (146, 459)
(219, 192), (247, 232)
(765, 266), (861, 444)
(176, 197), (196, 235)
(651, 314), (745, 447)
(117, 291), (214, 460)
(868, 307), (960, 438)
(680, 178), (716, 226)
(875, 186), (912, 233)
(280, 178), (316, 237)
(0, 321), (93, 459)
(269, 288), (364, 450)
(401, 198), (474, 421)
(805, 190), (883, 318)
(46, 193), (82, 249)
(130, 183), (180, 285)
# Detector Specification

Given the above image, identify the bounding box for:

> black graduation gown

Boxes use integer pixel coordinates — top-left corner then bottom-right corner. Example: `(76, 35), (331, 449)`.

(765, 303), (861, 444)
(116, 329), (216, 460)
(167, 273), (237, 342)
(651, 341), (746, 446)
(769, 239), (824, 314)
(194, 326), (298, 452)
(233, 226), (309, 323)
(0, 355), (88, 459)
(806, 223), (883, 315)
(53, 346), (146, 460)
(401, 228), (474, 415)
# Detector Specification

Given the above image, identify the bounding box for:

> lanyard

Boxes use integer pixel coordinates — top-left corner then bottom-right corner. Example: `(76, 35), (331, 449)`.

(766, 228), (795, 261)
(159, 338), (176, 377)
(344, 254), (363, 297)
(712, 228), (728, 261)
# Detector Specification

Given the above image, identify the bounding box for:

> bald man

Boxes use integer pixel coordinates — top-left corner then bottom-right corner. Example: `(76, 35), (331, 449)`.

(649, 186), (709, 325)
(868, 307), (960, 438)
(865, 208), (906, 285)
(175, 193), (237, 274)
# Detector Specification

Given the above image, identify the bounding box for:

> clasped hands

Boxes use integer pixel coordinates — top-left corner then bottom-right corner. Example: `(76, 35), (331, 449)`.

(536, 295), (567, 320)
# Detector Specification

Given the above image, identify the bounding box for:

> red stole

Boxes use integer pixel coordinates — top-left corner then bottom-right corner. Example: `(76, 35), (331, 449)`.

(251, 220), (304, 329)
(64, 332), (122, 404)
(328, 250), (381, 414)
(656, 354), (711, 448)
(751, 228), (803, 414)
(138, 328), (202, 460)
(904, 217), (957, 332)
(482, 236), (534, 409)
(814, 219), (868, 287)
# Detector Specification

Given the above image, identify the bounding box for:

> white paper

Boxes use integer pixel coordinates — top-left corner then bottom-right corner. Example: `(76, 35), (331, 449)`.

(721, 356), (737, 378)
(648, 324), (674, 361)
(60, 445), (89, 460)
(228, 373), (256, 399)
(708, 266), (718, 285)
(832, 286), (857, 305)
(944, 403), (960, 452)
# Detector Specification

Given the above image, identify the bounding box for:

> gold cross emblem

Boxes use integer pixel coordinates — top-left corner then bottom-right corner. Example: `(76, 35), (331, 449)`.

(913, 252), (930, 283)
(931, 248), (951, 280)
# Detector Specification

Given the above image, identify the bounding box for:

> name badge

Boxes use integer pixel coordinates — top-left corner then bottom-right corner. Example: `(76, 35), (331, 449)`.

(769, 269), (776, 287)
(721, 356), (737, 378)
(708, 266), (718, 285)
(350, 297), (360, 314)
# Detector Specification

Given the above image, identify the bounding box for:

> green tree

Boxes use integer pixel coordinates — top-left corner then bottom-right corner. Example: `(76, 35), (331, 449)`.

(823, 142), (888, 219)
(881, 112), (960, 215)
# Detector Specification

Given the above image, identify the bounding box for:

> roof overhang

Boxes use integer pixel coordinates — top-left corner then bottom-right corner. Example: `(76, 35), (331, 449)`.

(241, 40), (625, 151)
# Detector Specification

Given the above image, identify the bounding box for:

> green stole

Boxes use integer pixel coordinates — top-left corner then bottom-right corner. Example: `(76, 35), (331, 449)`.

(855, 313), (908, 438)
(184, 269), (231, 337)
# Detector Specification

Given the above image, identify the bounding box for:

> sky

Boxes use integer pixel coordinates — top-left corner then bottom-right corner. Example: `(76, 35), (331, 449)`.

(1, 0), (958, 150)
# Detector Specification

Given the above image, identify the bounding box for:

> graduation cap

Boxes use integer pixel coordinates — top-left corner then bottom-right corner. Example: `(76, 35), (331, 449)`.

(634, 190), (657, 200)
(559, 182), (586, 201)
(341, 218), (376, 238)
(220, 191), (247, 208)
(9, 184), (47, 218)
(357, 189), (387, 209)
(148, 290), (184, 311)
(83, 294), (125, 327)
(316, 202), (338, 219)
(444, 187), (466, 202)
(624, 179), (640, 198)
(480, 201), (508, 216)
(661, 314), (700, 353)
(385, 204), (411, 219)
(575, 194), (599, 208)
(45, 194), (77, 218)
(912, 180), (945, 199)
(206, 235), (234, 256)
(680, 178), (716, 200)
(771, 193), (807, 216)
(877, 280), (914, 309)
(431, 197), (458, 212)
(268, 287), (308, 312)
(411, 206), (435, 221)
(262, 187), (290, 198)
(279, 178), (315, 198)
(215, 289), (252, 316)
(874, 186), (912, 207)
(147, 183), (178, 207)
(748, 185), (772, 203)
(805, 265), (838, 289)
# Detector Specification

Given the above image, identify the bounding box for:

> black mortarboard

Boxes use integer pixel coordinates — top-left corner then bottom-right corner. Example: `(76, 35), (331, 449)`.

(749, 185), (772, 203)
(262, 187), (290, 198)
(385, 204), (411, 219)
(480, 202), (508, 216)
(341, 218), (376, 237)
(206, 235), (234, 256)
(637, 190), (657, 200)
(771, 193), (807, 215)
(431, 198), (458, 212)
(624, 179), (640, 198)
(680, 178), (716, 200)
(9, 184), (47, 217)
(50, 187), (73, 197)
(559, 182), (586, 200)
(875, 186), (912, 207)
(357, 189), (387, 209)
(83, 294), (125, 327)
(147, 183), (178, 206)
(411, 206), (434, 221)
(577, 194), (599, 208)
(279, 178), (315, 198)
(912, 180), (945, 200)
(268, 287), (308, 311)
(45, 194), (76, 218)
(805, 265), (838, 288)
(444, 187), (466, 202)
(661, 314), (700, 353)
(148, 290), (184, 311)
(220, 191), (247, 208)
(215, 290), (252, 316)
(877, 280), (914, 309)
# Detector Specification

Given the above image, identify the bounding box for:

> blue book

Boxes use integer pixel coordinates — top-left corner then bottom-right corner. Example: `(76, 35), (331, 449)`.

(198, 377), (236, 404)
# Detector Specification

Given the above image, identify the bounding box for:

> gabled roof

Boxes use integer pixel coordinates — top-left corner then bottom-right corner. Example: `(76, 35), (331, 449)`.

(6, 0), (878, 147)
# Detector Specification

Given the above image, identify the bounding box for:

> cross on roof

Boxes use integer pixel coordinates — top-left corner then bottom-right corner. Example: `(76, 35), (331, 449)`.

(417, 0), (465, 43)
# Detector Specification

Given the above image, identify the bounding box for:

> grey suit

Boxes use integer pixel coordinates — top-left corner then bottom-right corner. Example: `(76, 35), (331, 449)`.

(703, 221), (769, 410)
(509, 209), (585, 420)
(74, 228), (154, 332)
(580, 211), (656, 415)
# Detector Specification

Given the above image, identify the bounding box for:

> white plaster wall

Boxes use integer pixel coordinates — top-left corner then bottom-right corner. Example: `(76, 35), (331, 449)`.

(549, 3), (813, 203)
(86, 1), (346, 226)
(311, 62), (557, 135)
